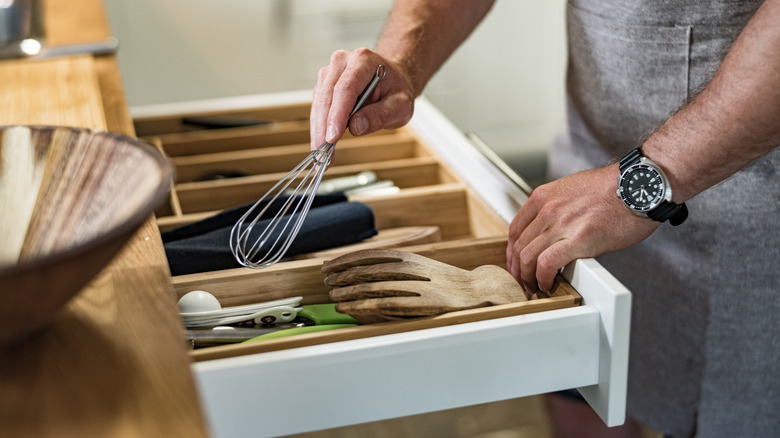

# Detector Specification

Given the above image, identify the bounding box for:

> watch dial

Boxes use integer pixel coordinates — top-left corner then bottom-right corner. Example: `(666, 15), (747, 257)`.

(619, 165), (664, 211)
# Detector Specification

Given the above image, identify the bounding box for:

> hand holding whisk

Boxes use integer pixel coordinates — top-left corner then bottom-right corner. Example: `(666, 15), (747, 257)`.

(230, 65), (387, 269)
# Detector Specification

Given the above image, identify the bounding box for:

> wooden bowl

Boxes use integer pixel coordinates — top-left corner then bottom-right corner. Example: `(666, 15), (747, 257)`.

(0, 125), (173, 344)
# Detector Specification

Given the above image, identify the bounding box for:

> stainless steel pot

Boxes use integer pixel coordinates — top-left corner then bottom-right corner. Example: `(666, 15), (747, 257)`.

(0, 0), (41, 45)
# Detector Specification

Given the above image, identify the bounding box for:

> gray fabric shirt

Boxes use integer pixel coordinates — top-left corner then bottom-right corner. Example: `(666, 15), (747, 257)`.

(549, 1), (780, 437)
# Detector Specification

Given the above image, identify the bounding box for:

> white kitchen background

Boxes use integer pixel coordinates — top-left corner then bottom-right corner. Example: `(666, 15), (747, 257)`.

(103, 0), (567, 186)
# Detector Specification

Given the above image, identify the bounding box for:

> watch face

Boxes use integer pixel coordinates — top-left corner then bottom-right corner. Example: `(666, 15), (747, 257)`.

(618, 164), (665, 211)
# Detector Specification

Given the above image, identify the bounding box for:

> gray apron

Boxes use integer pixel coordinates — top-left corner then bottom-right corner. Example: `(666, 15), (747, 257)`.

(549, 1), (780, 437)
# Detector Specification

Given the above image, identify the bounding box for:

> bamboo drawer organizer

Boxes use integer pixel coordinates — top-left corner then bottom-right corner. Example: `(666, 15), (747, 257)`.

(134, 102), (582, 362)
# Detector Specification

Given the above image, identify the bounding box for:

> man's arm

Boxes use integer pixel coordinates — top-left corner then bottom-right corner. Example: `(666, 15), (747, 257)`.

(373, 0), (495, 98)
(507, 0), (780, 293)
(310, 0), (495, 151)
(645, 0), (780, 201)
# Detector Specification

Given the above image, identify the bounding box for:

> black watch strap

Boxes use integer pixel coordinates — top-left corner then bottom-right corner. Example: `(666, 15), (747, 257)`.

(646, 200), (688, 226)
(619, 147), (642, 171)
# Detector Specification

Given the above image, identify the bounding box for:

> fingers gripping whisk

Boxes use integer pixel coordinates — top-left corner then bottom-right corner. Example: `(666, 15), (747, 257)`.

(230, 66), (386, 269)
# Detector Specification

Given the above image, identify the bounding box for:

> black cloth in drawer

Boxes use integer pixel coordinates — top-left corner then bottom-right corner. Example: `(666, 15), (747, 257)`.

(163, 194), (377, 275)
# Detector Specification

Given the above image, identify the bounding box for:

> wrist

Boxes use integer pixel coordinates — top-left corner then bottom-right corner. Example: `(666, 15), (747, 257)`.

(373, 44), (427, 98)
(639, 147), (691, 204)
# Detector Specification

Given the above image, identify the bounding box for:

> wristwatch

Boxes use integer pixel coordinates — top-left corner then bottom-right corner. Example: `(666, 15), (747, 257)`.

(616, 148), (688, 226)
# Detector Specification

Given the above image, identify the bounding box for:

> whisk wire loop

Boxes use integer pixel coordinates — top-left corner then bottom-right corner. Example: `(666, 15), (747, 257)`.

(230, 67), (384, 268)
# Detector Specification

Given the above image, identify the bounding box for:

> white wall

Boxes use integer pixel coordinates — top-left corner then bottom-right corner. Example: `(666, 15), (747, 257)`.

(104, 0), (566, 182)
(424, 1), (567, 181)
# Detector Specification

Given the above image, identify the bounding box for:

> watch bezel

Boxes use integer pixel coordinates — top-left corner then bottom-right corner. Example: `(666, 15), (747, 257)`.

(616, 157), (673, 215)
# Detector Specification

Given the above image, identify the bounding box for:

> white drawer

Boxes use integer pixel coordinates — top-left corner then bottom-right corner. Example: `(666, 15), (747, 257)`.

(132, 94), (631, 438)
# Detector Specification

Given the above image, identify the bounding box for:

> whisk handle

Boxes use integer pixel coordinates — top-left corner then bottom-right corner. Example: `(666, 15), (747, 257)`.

(349, 65), (387, 119)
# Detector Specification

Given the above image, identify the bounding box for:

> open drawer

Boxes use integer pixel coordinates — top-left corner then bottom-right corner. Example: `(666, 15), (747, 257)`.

(132, 92), (631, 437)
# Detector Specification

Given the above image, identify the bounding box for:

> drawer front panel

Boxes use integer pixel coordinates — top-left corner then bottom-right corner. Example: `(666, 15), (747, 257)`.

(194, 307), (601, 438)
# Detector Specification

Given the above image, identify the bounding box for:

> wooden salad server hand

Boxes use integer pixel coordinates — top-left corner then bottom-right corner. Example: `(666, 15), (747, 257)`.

(321, 249), (529, 323)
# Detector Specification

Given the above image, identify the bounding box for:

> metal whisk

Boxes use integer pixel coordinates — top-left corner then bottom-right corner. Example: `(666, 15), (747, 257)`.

(230, 65), (386, 268)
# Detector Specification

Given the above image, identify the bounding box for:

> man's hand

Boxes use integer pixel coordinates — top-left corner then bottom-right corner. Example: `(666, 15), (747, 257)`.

(310, 48), (416, 152)
(506, 164), (660, 293)
(309, 0), (496, 158)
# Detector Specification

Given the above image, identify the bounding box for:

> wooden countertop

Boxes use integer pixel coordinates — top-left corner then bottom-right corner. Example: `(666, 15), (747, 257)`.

(0, 1), (208, 436)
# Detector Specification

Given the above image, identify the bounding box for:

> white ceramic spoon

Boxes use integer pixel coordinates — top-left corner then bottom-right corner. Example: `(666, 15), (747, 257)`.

(177, 290), (302, 327)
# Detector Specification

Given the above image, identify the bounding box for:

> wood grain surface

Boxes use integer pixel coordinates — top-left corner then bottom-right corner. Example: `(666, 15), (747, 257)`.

(166, 156), (444, 216)
(0, 1), (208, 436)
(294, 226), (442, 259)
(322, 248), (530, 323)
(0, 56), (106, 128)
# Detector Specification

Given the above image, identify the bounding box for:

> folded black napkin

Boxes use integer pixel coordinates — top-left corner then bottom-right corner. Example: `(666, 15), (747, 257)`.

(163, 194), (377, 275)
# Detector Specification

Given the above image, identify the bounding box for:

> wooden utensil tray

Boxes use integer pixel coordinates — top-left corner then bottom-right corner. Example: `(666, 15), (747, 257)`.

(135, 101), (582, 361)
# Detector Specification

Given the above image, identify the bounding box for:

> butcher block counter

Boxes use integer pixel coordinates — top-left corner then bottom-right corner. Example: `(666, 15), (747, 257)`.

(0, 1), (208, 436)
